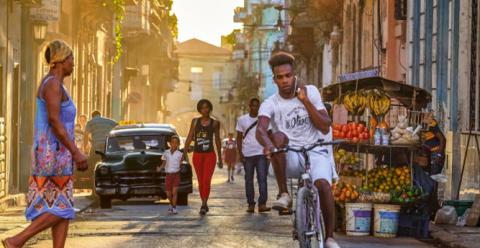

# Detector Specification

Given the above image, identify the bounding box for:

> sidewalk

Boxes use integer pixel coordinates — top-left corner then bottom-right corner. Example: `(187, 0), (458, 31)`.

(430, 223), (480, 248)
(0, 192), (95, 241)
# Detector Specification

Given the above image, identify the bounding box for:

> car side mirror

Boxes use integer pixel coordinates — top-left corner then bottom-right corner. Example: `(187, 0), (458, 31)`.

(95, 150), (105, 158)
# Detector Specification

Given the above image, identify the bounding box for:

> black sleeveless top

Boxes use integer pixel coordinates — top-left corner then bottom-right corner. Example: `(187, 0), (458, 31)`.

(194, 118), (215, 153)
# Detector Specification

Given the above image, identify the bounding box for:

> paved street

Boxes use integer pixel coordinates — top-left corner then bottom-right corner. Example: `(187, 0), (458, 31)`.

(27, 168), (436, 248)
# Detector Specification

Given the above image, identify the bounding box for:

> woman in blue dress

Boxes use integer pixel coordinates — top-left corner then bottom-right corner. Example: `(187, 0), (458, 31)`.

(2, 40), (87, 248)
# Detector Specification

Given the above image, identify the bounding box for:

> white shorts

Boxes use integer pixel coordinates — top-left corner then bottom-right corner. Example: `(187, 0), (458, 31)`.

(286, 147), (333, 185)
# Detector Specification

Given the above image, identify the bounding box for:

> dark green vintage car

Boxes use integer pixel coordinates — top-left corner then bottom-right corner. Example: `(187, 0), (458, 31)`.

(94, 124), (193, 209)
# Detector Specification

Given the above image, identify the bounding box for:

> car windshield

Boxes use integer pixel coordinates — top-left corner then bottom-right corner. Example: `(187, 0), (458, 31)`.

(106, 135), (167, 153)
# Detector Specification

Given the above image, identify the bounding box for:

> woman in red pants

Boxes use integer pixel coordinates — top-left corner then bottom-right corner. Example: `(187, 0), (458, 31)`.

(184, 99), (223, 215)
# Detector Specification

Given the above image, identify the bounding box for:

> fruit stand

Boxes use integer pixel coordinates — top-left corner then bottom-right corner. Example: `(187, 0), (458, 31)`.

(322, 76), (433, 238)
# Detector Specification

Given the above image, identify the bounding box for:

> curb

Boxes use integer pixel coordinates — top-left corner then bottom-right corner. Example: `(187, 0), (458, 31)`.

(430, 224), (471, 248)
(0, 194), (26, 212)
(74, 194), (96, 214)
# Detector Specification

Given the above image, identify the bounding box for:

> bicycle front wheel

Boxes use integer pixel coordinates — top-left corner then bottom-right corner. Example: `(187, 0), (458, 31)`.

(295, 187), (322, 248)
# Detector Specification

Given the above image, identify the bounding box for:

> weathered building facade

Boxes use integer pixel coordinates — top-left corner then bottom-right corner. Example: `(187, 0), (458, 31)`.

(165, 39), (236, 136)
(234, 0), (286, 99)
(407, 0), (479, 200)
(0, 0), (178, 203)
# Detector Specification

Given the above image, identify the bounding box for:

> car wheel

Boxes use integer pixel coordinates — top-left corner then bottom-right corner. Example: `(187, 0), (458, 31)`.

(177, 193), (188, 206)
(99, 196), (112, 209)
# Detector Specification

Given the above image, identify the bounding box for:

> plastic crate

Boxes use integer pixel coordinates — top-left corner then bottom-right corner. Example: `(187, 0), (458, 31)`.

(398, 213), (430, 239)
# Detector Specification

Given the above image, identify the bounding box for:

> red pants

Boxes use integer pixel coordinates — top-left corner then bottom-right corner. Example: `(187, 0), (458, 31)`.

(192, 152), (216, 201)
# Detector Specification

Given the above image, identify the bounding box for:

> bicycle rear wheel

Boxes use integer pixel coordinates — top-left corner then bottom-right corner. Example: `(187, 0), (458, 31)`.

(295, 187), (322, 248)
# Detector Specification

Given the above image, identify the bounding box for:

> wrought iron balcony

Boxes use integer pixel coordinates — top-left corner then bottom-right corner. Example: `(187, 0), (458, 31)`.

(234, 7), (246, 23)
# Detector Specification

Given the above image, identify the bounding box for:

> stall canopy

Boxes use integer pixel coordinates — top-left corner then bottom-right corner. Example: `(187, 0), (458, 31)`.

(321, 76), (432, 109)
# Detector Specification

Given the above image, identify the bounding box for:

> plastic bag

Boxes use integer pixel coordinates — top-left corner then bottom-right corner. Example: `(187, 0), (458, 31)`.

(456, 208), (471, 226)
(435, 206), (458, 225)
(431, 164), (448, 183)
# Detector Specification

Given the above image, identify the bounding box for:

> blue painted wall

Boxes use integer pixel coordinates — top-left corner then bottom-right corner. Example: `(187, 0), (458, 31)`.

(244, 1), (286, 99)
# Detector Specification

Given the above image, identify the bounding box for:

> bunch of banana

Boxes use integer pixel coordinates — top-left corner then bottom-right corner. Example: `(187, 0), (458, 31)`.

(367, 90), (391, 116)
(343, 91), (368, 115)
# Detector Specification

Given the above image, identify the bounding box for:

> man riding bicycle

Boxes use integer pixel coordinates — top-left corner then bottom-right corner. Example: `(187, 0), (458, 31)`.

(256, 52), (340, 248)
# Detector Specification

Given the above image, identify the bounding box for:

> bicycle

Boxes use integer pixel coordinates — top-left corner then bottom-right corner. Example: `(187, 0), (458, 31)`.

(272, 139), (344, 248)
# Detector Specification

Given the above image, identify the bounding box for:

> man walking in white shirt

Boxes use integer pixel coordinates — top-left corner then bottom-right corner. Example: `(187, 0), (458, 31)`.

(236, 98), (271, 213)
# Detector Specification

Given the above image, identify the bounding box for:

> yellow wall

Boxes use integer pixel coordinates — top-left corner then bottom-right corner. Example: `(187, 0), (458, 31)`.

(165, 53), (235, 138)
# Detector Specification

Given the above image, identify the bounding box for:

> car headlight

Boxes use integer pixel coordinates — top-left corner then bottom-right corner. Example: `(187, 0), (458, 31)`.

(99, 166), (109, 175)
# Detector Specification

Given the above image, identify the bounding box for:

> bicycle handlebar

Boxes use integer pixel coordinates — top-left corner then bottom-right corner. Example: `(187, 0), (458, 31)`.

(270, 139), (347, 154)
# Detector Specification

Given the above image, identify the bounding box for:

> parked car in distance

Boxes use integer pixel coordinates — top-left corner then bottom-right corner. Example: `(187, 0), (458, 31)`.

(94, 123), (193, 209)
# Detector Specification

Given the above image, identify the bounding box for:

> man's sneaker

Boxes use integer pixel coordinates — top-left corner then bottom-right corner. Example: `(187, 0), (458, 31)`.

(231, 176), (235, 182)
(172, 207), (178, 214)
(272, 193), (292, 211)
(258, 205), (271, 213)
(246, 205), (255, 213)
(325, 238), (340, 248)
(167, 206), (173, 214)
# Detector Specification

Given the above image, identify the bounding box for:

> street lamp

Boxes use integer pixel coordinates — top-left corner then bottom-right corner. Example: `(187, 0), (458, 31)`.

(275, 13), (283, 31)
(33, 21), (48, 42)
(272, 40), (282, 54)
(274, 4), (305, 31)
(330, 25), (342, 48)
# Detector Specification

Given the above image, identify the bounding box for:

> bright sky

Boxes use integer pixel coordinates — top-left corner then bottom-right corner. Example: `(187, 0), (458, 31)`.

(172, 0), (244, 46)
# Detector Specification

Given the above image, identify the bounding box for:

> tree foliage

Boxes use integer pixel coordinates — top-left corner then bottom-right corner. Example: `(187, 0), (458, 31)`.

(224, 29), (241, 47)
(111, 0), (125, 64)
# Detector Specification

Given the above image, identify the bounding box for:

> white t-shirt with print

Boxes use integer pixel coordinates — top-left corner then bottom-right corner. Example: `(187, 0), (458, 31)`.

(162, 149), (183, 173)
(258, 85), (326, 147)
(236, 114), (265, 157)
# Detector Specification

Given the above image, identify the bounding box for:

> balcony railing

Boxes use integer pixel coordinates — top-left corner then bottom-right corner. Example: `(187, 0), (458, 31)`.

(124, 0), (150, 35)
(234, 7), (246, 23)
(15, 0), (42, 7)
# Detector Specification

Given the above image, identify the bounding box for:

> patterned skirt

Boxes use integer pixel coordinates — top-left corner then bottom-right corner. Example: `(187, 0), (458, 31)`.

(25, 175), (75, 221)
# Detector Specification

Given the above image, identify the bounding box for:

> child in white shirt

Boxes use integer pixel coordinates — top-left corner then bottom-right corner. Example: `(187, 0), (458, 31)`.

(162, 135), (184, 214)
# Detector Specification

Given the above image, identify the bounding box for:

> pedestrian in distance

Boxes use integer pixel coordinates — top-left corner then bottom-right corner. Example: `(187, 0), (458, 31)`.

(255, 52), (340, 248)
(161, 135), (184, 215)
(85, 110), (117, 161)
(82, 111), (117, 191)
(75, 114), (90, 154)
(223, 133), (237, 183)
(236, 97), (272, 213)
(74, 123), (86, 154)
(184, 99), (223, 216)
(2, 40), (88, 248)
